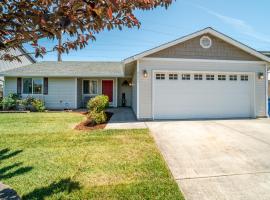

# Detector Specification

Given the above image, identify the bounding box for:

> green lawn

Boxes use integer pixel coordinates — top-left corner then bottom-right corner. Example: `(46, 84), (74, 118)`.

(0, 112), (183, 200)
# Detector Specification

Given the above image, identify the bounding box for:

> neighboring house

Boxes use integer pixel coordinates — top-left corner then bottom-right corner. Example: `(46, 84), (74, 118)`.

(0, 47), (35, 97)
(1, 27), (270, 119)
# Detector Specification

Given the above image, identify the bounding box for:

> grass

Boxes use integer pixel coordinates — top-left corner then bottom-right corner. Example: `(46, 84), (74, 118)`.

(0, 112), (184, 200)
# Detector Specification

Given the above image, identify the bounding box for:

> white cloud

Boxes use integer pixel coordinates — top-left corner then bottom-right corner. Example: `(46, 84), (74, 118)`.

(194, 5), (270, 44)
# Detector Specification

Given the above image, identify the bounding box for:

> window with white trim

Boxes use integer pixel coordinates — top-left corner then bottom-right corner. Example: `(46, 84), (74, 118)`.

(156, 73), (165, 80)
(218, 75), (226, 81)
(23, 78), (43, 94)
(194, 74), (203, 80)
(240, 75), (248, 81)
(169, 74), (178, 80)
(182, 74), (190, 80)
(206, 74), (214, 80)
(229, 75), (237, 81)
(83, 80), (98, 94)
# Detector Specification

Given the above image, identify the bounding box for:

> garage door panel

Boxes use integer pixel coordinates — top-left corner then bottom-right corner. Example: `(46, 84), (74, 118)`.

(153, 72), (254, 119)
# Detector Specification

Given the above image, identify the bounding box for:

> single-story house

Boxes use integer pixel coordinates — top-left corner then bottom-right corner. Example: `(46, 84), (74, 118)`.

(1, 27), (270, 119)
(0, 47), (35, 97)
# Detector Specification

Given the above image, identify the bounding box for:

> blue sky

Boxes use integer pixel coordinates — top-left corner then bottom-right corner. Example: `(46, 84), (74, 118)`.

(24, 0), (270, 61)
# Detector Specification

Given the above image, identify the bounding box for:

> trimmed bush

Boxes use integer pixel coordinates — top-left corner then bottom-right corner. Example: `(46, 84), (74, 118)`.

(1, 93), (19, 110)
(87, 95), (109, 125)
(89, 111), (107, 125)
(0, 94), (45, 112)
(32, 99), (46, 112)
(87, 95), (109, 113)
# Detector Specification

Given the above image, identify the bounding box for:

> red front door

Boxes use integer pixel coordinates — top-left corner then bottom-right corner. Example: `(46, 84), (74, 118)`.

(102, 80), (113, 102)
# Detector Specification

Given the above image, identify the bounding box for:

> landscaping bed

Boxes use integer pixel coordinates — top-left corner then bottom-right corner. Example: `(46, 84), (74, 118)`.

(74, 111), (113, 130)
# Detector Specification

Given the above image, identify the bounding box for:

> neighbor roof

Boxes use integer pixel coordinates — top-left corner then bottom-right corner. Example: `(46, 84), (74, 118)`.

(124, 27), (270, 63)
(1, 61), (124, 77)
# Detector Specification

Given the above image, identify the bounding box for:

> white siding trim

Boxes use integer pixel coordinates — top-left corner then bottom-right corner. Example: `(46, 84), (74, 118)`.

(253, 73), (257, 118)
(75, 78), (77, 109)
(137, 60), (140, 118)
(141, 57), (267, 65)
(265, 65), (269, 117)
(116, 78), (118, 107)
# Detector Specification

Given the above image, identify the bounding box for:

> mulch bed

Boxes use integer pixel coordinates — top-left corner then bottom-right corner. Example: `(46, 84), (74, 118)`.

(74, 112), (113, 131)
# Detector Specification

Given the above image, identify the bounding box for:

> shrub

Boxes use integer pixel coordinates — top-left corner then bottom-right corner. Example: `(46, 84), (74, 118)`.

(87, 95), (109, 113)
(0, 98), (2, 110)
(89, 111), (107, 125)
(32, 99), (46, 112)
(87, 95), (109, 125)
(1, 93), (19, 110)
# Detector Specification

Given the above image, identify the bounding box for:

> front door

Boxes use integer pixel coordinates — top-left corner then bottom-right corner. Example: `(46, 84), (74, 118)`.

(102, 80), (113, 102)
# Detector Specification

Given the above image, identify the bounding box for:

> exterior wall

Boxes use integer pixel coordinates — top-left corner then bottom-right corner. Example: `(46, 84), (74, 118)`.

(77, 78), (82, 108)
(131, 65), (137, 115)
(4, 77), (77, 109)
(43, 78), (77, 109)
(138, 59), (267, 119)
(268, 81), (270, 98)
(4, 77), (17, 96)
(147, 34), (260, 61)
(117, 78), (132, 107)
(79, 77), (118, 108)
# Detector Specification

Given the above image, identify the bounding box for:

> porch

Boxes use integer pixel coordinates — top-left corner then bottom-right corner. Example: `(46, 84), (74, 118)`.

(76, 77), (133, 109)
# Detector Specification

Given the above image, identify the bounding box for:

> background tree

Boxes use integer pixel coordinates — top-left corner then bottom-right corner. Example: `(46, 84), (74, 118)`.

(0, 0), (172, 62)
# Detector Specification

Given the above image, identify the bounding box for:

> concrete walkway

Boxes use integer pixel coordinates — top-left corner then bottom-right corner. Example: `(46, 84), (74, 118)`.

(0, 182), (20, 200)
(105, 108), (146, 129)
(147, 119), (270, 200)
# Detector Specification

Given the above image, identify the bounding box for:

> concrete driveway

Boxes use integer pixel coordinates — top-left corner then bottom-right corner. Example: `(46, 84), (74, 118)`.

(146, 119), (270, 200)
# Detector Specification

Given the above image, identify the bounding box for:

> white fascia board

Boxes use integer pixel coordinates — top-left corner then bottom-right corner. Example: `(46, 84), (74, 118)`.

(141, 57), (267, 65)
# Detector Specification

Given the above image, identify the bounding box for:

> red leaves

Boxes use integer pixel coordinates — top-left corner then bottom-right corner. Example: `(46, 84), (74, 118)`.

(1, 0), (172, 61)
(107, 7), (113, 19)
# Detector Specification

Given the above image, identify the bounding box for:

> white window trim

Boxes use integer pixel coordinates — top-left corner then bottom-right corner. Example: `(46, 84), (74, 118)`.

(82, 79), (99, 95)
(22, 77), (43, 95)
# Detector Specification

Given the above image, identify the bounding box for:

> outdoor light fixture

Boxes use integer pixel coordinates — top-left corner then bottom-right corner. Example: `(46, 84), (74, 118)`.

(258, 72), (264, 80)
(143, 70), (148, 78)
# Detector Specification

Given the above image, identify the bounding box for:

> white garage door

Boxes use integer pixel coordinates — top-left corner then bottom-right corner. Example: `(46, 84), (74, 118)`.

(153, 72), (254, 119)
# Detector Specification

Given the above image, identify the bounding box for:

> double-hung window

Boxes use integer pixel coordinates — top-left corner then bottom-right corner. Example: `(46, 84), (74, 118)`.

(83, 80), (98, 95)
(23, 78), (43, 94)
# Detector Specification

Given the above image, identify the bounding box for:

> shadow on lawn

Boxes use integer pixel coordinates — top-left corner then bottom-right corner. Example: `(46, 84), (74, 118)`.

(0, 148), (33, 180)
(22, 178), (81, 200)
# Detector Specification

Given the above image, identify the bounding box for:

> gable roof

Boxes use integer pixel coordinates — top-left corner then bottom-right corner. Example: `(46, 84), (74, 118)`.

(124, 27), (270, 63)
(0, 61), (124, 77)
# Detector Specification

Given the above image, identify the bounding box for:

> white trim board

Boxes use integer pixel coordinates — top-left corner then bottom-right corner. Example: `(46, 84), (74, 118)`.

(142, 57), (267, 65)
(124, 27), (270, 64)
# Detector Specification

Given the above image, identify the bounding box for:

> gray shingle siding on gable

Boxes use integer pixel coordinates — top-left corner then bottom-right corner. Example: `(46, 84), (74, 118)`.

(146, 34), (261, 61)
